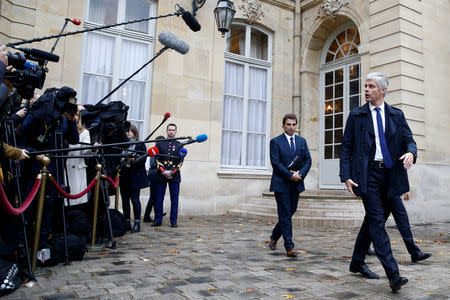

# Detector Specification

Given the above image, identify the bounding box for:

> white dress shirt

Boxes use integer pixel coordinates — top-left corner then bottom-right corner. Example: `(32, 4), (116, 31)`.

(284, 132), (296, 150)
(369, 102), (386, 161)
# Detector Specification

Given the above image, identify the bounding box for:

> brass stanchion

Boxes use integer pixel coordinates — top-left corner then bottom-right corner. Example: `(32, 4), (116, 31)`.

(31, 157), (51, 277)
(90, 164), (103, 250)
(115, 170), (120, 210)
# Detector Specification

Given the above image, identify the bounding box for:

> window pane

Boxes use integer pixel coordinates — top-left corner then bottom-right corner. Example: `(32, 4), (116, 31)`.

(334, 145), (341, 159)
(334, 113), (343, 128)
(337, 31), (346, 44)
(335, 84), (343, 98)
(350, 95), (360, 110)
(246, 133), (265, 166)
(88, 0), (118, 24)
(325, 86), (333, 100)
(125, 0), (150, 33)
(334, 129), (343, 143)
(349, 45), (358, 56)
(325, 72), (333, 86)
(349, 80), (359, 96)
(328, 39), (338, 53)
(226, 25), (245, 56)
(347, 28), (356, 42)
(335, 69), (343, 83)
(221, 131), (242, 165)
(224, 62), (244, 96)
(85, 33), (115, 75)
(349, 64), (359, 80)
(223, 95), (243, 130)
(325, 115), (333, 130)
(249, 67), (267, 100)
(335, 98), (343, 113)
(325, 101), (333, 115)
(117, 80), (145, 120)
(250, 28), (268, 60)
(120, 40), (148, 81)
(247, 100), (266, 132)
(326, 52), (334, 62)
(82, 74), (112, 105)
(325, 130), (333, 144)
(336, 48), (345, 59)
(324, 145), (332, 159)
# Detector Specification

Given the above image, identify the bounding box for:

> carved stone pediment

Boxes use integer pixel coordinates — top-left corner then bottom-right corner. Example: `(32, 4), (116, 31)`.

(316, 0), (349, 19)
(239, 0), (264, 24)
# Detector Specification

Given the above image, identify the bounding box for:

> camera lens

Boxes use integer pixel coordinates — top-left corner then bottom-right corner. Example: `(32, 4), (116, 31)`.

(6, 51), (26, 69)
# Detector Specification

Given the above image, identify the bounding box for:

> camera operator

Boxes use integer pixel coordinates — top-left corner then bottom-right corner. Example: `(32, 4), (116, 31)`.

(0, 45), (8, 82)
(16, 86), (79, 250)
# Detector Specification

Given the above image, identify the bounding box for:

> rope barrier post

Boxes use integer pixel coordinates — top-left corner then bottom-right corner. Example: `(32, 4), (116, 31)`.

(31, 157), (50, 273)
(115, 169), (120, 210)
(90, 164), (102, 248)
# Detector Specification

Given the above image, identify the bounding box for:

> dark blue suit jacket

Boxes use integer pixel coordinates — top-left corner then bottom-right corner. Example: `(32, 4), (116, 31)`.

(270, 134), (311, 193)
(340, 102), (417, 198)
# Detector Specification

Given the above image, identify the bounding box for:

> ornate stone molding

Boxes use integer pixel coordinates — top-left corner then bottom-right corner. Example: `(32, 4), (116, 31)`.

(239, 0), (265, 24)
(316, 0), (349, 19)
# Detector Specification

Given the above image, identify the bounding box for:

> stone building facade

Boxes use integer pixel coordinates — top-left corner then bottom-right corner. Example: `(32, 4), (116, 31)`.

(1, 0), (449, 223)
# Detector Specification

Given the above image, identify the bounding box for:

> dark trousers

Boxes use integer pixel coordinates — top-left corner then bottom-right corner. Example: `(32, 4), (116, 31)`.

(144, 181), (157, 219)
(120, 187), (141, 221)
(154, 182), (180, 225)
(272, 184), (299, 250)
(351, 165), (399, 278)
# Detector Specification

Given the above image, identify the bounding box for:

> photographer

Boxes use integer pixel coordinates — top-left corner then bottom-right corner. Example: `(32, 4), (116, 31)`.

(17, 86), (79, 249)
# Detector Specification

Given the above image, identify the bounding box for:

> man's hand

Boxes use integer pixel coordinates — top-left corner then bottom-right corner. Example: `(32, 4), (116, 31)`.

(290, 171), (302, 183)
(399, 152), (414, 169)
(402, 192), (410, 201)
(162, 170), (172, 179)
(18, 149), (30, 160)
(0, 45), (8, 66)
(345, 179), (359, 196)
(15, 107), (27, 118)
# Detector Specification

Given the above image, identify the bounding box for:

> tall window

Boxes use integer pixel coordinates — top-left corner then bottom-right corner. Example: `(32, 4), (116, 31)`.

(221, 23), (272, 168)
(80, 0), (155, 135)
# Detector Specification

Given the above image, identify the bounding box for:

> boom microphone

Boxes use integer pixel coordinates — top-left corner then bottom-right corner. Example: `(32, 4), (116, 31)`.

(179, 7), (201, 32)
(69, 18), (82, 25)
(14, 47), (60, 62)
(180, 134), (208, 146)
(164, 112), (171, 120)
(148, 147), (159, 157)
(158, 32), (190, 55)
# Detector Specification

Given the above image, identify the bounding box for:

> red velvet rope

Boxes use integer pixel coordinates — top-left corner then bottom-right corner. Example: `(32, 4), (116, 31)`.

(0, 178), (41, 215)
(50, 177), (97, 199)
(104, 176), (119, 189)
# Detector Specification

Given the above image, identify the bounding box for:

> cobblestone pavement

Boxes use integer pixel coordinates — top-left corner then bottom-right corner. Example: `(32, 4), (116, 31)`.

(4, 215), (450, 300)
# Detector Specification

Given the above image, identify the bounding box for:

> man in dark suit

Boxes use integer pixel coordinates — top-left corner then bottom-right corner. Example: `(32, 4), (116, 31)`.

(268, 113), (311, 257)
(340, 72), (422, 292)
(152, 123), (183, 228)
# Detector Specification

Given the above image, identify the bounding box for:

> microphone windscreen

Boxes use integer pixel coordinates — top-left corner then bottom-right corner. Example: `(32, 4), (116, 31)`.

(179, 148), (188, 157)
(164, 112), (171, 119)
(71, 19), (81, 25)
(147, 147), (159, 157)
(196, 134), (208, 143)
(27, 48), (60, 62)
(158, 32), (190, 55)
(181, 10), (201, 32)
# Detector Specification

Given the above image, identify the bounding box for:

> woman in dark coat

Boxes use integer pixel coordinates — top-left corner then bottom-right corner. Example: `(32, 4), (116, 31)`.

(120, 125), (149, 232)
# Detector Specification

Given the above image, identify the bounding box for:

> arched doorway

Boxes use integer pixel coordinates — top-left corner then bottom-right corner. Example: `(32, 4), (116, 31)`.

(319, 23), (361, 189)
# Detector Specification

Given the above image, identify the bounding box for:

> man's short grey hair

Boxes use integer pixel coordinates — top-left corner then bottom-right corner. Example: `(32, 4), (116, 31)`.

(366, 72), (389, 97)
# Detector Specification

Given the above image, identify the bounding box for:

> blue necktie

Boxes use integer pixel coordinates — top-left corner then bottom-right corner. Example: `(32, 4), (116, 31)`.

(290, 136), (295, 157)
(375, 107), (393, 168)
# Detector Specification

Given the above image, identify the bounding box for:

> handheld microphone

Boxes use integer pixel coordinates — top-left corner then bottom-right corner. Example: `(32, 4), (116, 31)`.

(180, 134), (208, 146)
(65, 18), (81, 25)
(158, 32), (190, 55)
(164, 112), (171, 120)
(14, 47), (60, 62)
(178, 148), (188, 157)
(179, 7), (201, 32)
(147, 147), (159, 157)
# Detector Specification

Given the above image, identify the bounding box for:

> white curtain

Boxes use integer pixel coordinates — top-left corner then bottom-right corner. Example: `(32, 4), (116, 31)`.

(221, 62), (244, 165)
(82, 33), (115, 105)
(250, 30), (267, 60)
(88, 0), (118, 25)
(125, 0), (150, 33)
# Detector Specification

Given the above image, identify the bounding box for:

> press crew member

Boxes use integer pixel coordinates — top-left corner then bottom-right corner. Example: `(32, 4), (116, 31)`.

(152, 123), (183, 228)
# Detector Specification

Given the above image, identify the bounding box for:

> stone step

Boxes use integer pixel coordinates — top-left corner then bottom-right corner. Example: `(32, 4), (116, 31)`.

(228, 210), (364, 227)
(262, 191), (356, 201)
(246, 197), (364, 210)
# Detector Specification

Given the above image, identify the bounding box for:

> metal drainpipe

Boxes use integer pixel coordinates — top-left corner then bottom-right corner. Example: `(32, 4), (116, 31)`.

(293, 0), (302, 133)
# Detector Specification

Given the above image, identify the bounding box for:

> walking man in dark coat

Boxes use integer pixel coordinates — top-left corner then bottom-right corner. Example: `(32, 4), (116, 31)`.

(340, 72), (419, 292)
(268, 113), (311, 257)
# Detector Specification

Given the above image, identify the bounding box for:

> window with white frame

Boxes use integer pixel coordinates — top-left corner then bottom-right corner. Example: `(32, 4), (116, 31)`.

(221, 23), (272, 168)
(80, 0), (155, 135)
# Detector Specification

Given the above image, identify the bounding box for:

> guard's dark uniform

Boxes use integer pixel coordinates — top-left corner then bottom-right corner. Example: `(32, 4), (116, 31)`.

(153, 139), (183, 225)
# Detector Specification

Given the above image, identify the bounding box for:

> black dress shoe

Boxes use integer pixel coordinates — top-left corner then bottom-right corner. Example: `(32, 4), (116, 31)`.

(131, 222), (140, 233)
(143, 216), (153, 223)
(269, 236), (277, 250)
(389, 274), (408, 292)
(349, 263), (379, 279)
(411, 252), (432, 262)
(151, 223), (162, 227)
(286, 248), (297, 257)
(171, 223), (177, 228)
